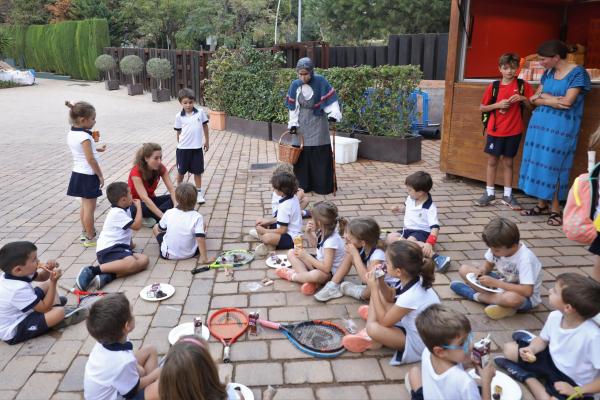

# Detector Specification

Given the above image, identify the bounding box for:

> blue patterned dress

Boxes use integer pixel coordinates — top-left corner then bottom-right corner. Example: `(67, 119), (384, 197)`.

(519, 66), (591, 201)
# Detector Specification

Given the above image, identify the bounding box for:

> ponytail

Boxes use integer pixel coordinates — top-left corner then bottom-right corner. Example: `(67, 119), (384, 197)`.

(65, 100), (95, 125)
(386, 241), (435, 289)
(420, 257), (435, 289)
(337, 216), (348, 237)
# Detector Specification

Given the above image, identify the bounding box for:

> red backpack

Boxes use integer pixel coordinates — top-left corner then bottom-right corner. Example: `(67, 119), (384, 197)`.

(563, 163), (600, 244)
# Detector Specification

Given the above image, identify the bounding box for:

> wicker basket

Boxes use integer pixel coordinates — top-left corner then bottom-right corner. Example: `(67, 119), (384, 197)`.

(278, 131), (304, 164)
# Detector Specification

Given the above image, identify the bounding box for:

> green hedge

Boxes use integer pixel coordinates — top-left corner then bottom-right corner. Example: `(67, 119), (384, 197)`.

(204, 47), (422, 137)
(0, 19), (109, 80)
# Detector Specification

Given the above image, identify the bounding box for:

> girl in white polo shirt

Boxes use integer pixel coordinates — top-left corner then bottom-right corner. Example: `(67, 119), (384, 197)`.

(65, 101), (106, 248)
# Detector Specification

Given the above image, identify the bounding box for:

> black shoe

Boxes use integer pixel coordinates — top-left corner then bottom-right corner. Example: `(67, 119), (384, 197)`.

(512, 330), (535, 344)
(494, 356), (532, 383)
(59, 296), (68, 306)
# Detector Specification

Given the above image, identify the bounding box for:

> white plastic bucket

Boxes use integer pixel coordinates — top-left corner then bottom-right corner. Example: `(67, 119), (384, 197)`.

(331, 136), (360, 164)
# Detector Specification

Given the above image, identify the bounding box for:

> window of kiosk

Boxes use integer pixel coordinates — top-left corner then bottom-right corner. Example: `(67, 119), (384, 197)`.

(458, 0), (600, 84)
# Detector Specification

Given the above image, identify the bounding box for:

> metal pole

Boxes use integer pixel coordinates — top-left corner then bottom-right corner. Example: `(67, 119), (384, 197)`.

(275, 0), (281, 45)
(297, 0), (302, 42)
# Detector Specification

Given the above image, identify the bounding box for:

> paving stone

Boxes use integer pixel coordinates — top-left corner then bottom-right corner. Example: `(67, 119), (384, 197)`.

(249, 292), (286, 307)
(230, 341), (269, 361)
(235, 362), (283, 386)
(210, 295), (248, 309)
(0, 343), (22, 370)
(315, 385), (369, 400)
(0, 391), (17, 400)
(272, 387), (315, 400)
(189, 279), (213, 295)
(58, 356), (87, 392)
(268, 307), (308, 322)
(16, 373), (61, 400)
(50, 393), (83, 400)
(369, 384), (412, 400)
(284, 360), (333, 384)
(0, 356), (42, 390)
(183, 295), (211, 315)
(379, 359), (412, 380)
(331, 358), (384, 382)
(142, 327), (172, 355)
(213, 282), (239, 294)
(37, 340), (82, 372)
(16, 335), (56, 356)
(130, 315), (152, 340)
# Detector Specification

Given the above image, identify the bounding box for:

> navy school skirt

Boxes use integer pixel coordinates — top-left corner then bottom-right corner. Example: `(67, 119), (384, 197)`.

(67, 172), (102, 199)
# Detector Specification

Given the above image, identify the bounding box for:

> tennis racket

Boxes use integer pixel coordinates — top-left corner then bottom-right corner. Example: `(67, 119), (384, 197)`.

(208, 308), (249, 363)
(59, 283), (109, 308)
(259, 319), (347, 358)
(191, 250), (254, 274)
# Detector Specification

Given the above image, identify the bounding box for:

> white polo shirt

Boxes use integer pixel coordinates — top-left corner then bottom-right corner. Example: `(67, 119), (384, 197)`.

(84, 341), (140, 400)
(403, 194), (440, 233)
(421, 348), (481, 399)
(67, 127), (99, 175)
(158, 208), (206, 260)
(0, 273), (41, 341)
(316, 231), (346, 274)
(271, 191), (282, 217)
(174, 107), (209, 149)
(276, 196), (303, 238)
(97, 207), (134, 253)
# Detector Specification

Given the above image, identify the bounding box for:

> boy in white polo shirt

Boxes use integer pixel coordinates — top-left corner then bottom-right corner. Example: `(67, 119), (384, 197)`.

(84, 293), (160, 400)
(387, 171), (450, 272)
(76, 182), (149, 291)
(406, 304), (495, 400)
(495, 273), (600, 400)
(0, 241), (87, 344)
(174, 88), (209, 204)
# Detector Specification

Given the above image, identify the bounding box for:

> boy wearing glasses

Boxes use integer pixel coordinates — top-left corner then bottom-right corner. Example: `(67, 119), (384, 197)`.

(406, 304), (496, 400)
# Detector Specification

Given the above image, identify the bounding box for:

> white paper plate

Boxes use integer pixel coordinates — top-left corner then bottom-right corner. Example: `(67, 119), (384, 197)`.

(266, 254), (292, 269)
(168, 322), (210, 345)
(227, 383), (254, 400)
(466, 273), (505, 294)
(468, 369), (522, 399)
(139, 283), (176, 301)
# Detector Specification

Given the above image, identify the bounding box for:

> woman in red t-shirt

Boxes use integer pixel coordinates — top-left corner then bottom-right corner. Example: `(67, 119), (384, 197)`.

(128, 143), (177, 225)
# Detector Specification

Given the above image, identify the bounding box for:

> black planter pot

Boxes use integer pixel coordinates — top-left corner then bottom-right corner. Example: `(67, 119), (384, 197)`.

(127, 83), (144, 96)
(152, 88), (171, 102)
(226, 116), (271, 140)
(353, 133), (422, 164)
(105, 80), (119, 91)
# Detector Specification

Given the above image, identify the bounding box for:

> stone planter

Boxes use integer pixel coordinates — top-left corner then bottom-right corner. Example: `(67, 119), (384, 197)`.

(152, 88), (171, 102)
(105, 80), (119, 91)
(353, 133), (422, 164)
(209, 110), (226, 131)
(270, 122), (288, 142)
(226, 116), (271, 140)
(127, 83), (144, 96)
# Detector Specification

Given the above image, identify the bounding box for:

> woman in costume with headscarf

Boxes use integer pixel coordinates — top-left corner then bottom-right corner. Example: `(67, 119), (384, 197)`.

(285, 57), (342, 195)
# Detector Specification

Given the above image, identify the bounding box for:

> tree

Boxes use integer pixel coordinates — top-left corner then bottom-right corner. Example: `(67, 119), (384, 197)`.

(8, 0), (51, 25)
(69, 0), (129, 46)
(47, 0), (72, 23)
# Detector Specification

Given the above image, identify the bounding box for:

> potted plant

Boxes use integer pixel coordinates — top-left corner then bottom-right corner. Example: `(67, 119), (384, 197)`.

(95, 54), (119, 90)
(146, 57), (172, 102)
(203, 75), (226, 130)
(119, 54), (144, 96)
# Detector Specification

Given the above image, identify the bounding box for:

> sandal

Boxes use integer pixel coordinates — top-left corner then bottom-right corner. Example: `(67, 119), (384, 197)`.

(547, 212), (563, 226)
(520, 205), (550, 216)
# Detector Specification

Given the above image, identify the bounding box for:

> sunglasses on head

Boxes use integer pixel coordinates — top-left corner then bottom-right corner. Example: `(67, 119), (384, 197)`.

(441, 332), (473, 354)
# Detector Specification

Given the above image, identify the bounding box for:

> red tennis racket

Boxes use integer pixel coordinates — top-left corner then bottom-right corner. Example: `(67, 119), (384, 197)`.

(59, 283), (109, 308)
(207, 308), (249, 363)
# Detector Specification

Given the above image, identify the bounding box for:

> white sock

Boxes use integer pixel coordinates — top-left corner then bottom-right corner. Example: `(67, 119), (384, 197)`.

(504, 187), (512, 197)
(473, 293), (481, 302)
(486, 186), (495, 196)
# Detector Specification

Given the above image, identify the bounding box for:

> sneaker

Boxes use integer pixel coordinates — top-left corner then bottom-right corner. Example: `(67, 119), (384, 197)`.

(142, 218), (157, 228)
(255, 243), (275, 259)
(485, 304), (517, 320)
(91, 273), (115, 291)
(450, 281), (477, 300)
(55, 306), (89, 329)
(340, 281), (366, 300)
(276, 267), (296, 281)
(196, 190), (206, 204)
(404, 372), (413, 395)
(75, 266), (96, 291)
(248, 228), (259, 240)
(512, 330), (536, 344)
(474, 193), (495, 207)
(358, 305), (369, 320)
(314, 281), (343, 302)
(82, 236), (96, 248)
(302, 209), (312, 219)
(494, 356), (532, 383)
(502, 195), (523, 211)
(301, 282), (317, 295)
(79, 231), (87, 242)
(432, 254), (451, 273)
(58, 296), (68, 306)
(342, 328), (375, 353)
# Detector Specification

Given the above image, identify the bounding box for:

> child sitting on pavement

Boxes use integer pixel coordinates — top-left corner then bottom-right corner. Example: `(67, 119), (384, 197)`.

(254, 172), (303, 258)
(314, 217), (386, 302)
(342, 240), (440, 367)
(407, 304), (496, 400)
(495, 273), (600, 400)
(84, 293), (160, 400)
(152, 183), (212, 263)
(277, 201), (347, 295)
(386, 171), (450, 272)
(0, 241), (87, 344)
(450, 217), (543, 320)
(76, 182), (149, 291)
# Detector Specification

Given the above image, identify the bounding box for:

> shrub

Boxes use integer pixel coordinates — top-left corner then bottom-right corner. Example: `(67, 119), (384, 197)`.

(119, 54), (144, 85)
(95, 54), (117, 80)
(0, 29), (11, 58)
(146, 58), (172, 90)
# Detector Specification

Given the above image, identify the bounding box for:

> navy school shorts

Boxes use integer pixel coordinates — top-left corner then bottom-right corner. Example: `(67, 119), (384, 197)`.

(176, 148), (204, 175)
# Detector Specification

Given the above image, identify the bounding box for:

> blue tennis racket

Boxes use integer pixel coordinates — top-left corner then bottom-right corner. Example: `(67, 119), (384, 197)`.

(258, 318), (347, 358)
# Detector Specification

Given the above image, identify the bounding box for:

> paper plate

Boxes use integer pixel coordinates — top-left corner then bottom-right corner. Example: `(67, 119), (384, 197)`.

(227, 383), (254, 400)
(168, 322), (210, 345)
(468, 369), (522, 400)
(139, 283), (176, 301)
(466, 273), (505, 294)
(266, 254), (292, 269)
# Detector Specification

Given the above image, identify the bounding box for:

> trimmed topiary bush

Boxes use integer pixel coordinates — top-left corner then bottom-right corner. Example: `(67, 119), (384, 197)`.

(95, 54), (116, 80)
(146, 58), (172, 90)
(119, 54), (144, 84)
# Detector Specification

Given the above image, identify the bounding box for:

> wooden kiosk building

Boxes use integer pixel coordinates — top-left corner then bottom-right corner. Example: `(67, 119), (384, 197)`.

(441, 0), (600, 185)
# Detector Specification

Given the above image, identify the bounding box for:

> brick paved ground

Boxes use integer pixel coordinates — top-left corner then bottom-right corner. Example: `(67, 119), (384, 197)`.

(0, 79), (593, 400)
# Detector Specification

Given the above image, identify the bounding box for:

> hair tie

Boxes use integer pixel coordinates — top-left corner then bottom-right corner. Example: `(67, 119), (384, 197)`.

(179, 337), (206, 348)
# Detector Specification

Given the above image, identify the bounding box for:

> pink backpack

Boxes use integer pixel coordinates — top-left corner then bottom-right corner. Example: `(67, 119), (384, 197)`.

(563, 164), (600, 244)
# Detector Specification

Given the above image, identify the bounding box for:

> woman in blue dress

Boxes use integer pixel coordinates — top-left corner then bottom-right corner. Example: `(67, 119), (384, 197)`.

(519, 40), (591, 226)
